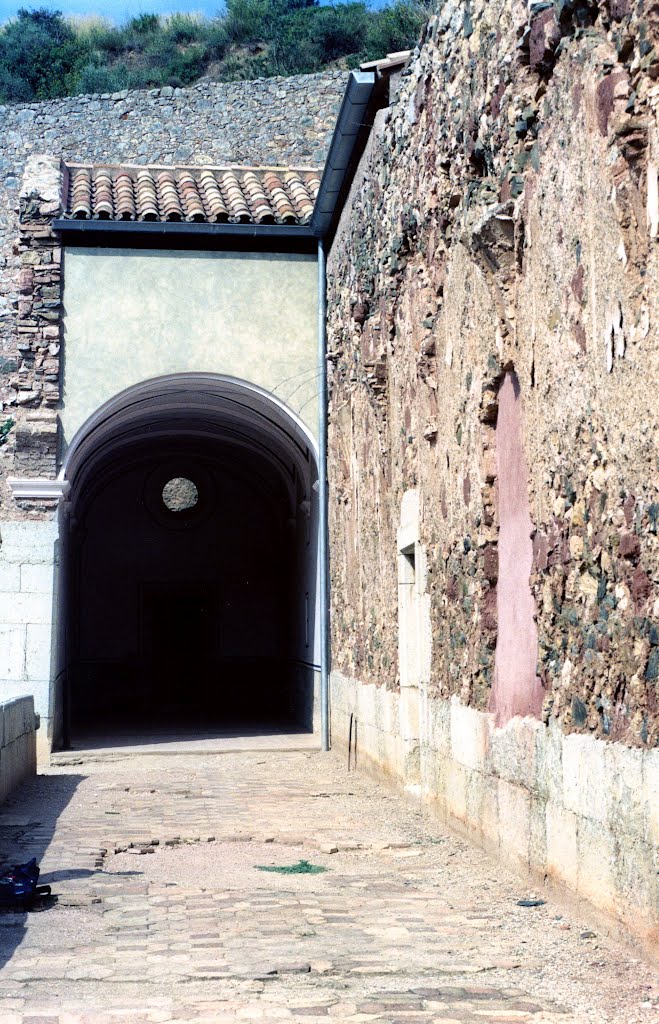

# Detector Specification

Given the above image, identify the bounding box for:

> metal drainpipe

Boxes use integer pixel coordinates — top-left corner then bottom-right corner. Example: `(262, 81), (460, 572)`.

(318, 238), (330, 752)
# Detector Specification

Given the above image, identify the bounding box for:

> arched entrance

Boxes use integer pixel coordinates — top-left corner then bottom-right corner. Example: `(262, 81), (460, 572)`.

(54, 374), (320, 749)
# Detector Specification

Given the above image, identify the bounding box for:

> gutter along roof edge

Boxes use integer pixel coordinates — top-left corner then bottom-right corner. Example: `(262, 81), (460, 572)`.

(53, 218), (317, 239)
(310, 70), (376, 239)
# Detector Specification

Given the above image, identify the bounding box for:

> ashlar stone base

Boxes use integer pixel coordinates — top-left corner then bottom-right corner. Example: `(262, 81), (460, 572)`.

(331, 671), (658, 946)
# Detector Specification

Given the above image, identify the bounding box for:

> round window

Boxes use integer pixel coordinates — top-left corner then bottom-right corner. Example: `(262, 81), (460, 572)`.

(162, 476), (199, 513)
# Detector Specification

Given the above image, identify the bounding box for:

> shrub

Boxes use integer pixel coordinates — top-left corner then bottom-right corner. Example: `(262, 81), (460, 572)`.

(224, 0), (271, 44)
(0, 0), (429, 103)
(126, 13), (160, 35)
(0, 66), (32, 102)
(163, 13), (205, 44)
(364, 0), (426, 62)
(0, 8), (85, 101)
(74, 62), (128, 94)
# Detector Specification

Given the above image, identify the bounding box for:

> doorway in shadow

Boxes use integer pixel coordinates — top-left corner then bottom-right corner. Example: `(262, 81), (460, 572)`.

(56, 376), (320, 750)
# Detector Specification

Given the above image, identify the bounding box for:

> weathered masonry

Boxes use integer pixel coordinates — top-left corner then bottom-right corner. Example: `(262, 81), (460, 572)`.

(0, 6), (657, 949)
(326, 2), (658, 947)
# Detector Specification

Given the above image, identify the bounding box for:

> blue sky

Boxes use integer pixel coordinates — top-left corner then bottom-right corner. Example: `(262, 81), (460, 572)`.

(0, 0), (227, 23)
(0, 0), (385, 25)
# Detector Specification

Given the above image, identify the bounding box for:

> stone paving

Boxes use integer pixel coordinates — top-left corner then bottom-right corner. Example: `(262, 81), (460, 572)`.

(0, 749), (656, 1023)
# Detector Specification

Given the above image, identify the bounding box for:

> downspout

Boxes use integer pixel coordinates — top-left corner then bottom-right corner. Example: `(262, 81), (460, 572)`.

(313, 69), (378, 753)
(318, 238), (330, 752)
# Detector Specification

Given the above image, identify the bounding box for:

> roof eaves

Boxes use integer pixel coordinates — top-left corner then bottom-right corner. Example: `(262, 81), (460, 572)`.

(52, 218), (316, 239)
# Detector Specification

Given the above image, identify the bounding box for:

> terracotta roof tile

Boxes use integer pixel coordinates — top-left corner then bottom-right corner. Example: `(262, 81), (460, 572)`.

(63, 163), (321, 226)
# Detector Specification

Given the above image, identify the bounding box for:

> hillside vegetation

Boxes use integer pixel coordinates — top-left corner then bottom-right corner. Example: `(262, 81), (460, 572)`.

(0, 2), (427, 103)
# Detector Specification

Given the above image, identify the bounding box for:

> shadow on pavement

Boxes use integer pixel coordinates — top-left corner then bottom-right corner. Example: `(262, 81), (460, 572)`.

(0, 771), (84, 971)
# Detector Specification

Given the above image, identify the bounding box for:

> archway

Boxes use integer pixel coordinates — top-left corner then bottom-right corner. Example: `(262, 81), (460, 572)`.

(54, 374), (320, 749)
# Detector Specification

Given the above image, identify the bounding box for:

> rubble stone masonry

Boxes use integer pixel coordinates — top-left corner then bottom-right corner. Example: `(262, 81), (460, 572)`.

(327, 0), (658, 941)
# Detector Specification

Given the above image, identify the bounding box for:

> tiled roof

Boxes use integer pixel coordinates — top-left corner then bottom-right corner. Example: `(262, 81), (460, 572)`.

(62, 163), (321, 226)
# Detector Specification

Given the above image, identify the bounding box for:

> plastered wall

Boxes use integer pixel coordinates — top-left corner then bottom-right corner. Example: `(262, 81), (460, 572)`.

(62, 248), (318, 441)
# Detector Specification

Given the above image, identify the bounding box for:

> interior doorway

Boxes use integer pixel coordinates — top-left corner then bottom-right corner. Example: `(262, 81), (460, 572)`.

(55, 375), (320, 750)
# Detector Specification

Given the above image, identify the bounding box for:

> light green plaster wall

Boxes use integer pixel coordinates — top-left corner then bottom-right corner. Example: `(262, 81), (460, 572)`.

(61, 247), (318, 443)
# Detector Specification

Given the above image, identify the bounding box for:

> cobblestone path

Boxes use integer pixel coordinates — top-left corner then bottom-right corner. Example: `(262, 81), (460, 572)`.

(0, 750), (655, 1023)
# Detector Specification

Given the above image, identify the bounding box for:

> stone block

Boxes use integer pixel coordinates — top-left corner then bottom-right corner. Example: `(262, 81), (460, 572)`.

(400, 685), (419, 742)
(561, 734), (584, 817)
(488, 714), (539, 791)
(497, 777), (530, 868)
(424, 693), (450, 754)
(0, 592), (53, 626)
(380, 687), (397, 738)
(604, 741), (645, 841)
(25, 623), (53, 680)
(20, 562), (54, 594)
(0, 624), (26, 680)
(404, 742), (421, 790)
(465, 766), (484, 831)
(546, 801), (578, 891)
(576, 735), (607, 825)
(555, 732), (611, 828)
(480, 775), (499, 850)
(529, 796), (548, 872)
(0, 520), (58, 565)
(534, 718), (563, 803)
(576, 818), (616, 914)
(420, 745), (447, 801)
(0, 565), (21, 592)
(445, 759), (467, 823)
(450, 698), (489, 772)
(357, 681), (377, 729)
(383, 730), (402, 778)
(3, 696), (34, 742)
(0, 710), (37, 803)
(643, 747), (659, 847)
(611, 834), (658, 929)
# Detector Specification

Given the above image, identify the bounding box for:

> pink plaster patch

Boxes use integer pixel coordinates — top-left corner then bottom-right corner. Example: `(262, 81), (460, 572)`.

(490, 371), (544, 726)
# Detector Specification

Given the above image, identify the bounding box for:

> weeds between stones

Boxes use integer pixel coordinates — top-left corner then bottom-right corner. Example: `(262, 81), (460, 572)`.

(255, 859), (327, 874)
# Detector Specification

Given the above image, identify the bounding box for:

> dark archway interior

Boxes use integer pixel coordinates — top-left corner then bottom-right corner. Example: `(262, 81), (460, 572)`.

(61, 386), (318, 748)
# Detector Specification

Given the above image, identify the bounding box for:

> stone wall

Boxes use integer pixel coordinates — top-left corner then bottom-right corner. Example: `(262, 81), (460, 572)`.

(0, 521), (58, 753)
(326, 0), (659, 939)
(0, 696), (38, 799)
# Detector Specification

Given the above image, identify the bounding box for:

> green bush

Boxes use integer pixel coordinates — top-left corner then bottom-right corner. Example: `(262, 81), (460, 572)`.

(126, 13), (160, 35)
(0, 8), (84, 100)
(0, 0), (428, 104)
(224, 0), (271, 44)
(364, 0), (425, 62)
(163, 13), (205, 44)
(75, 62), (125, 94)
